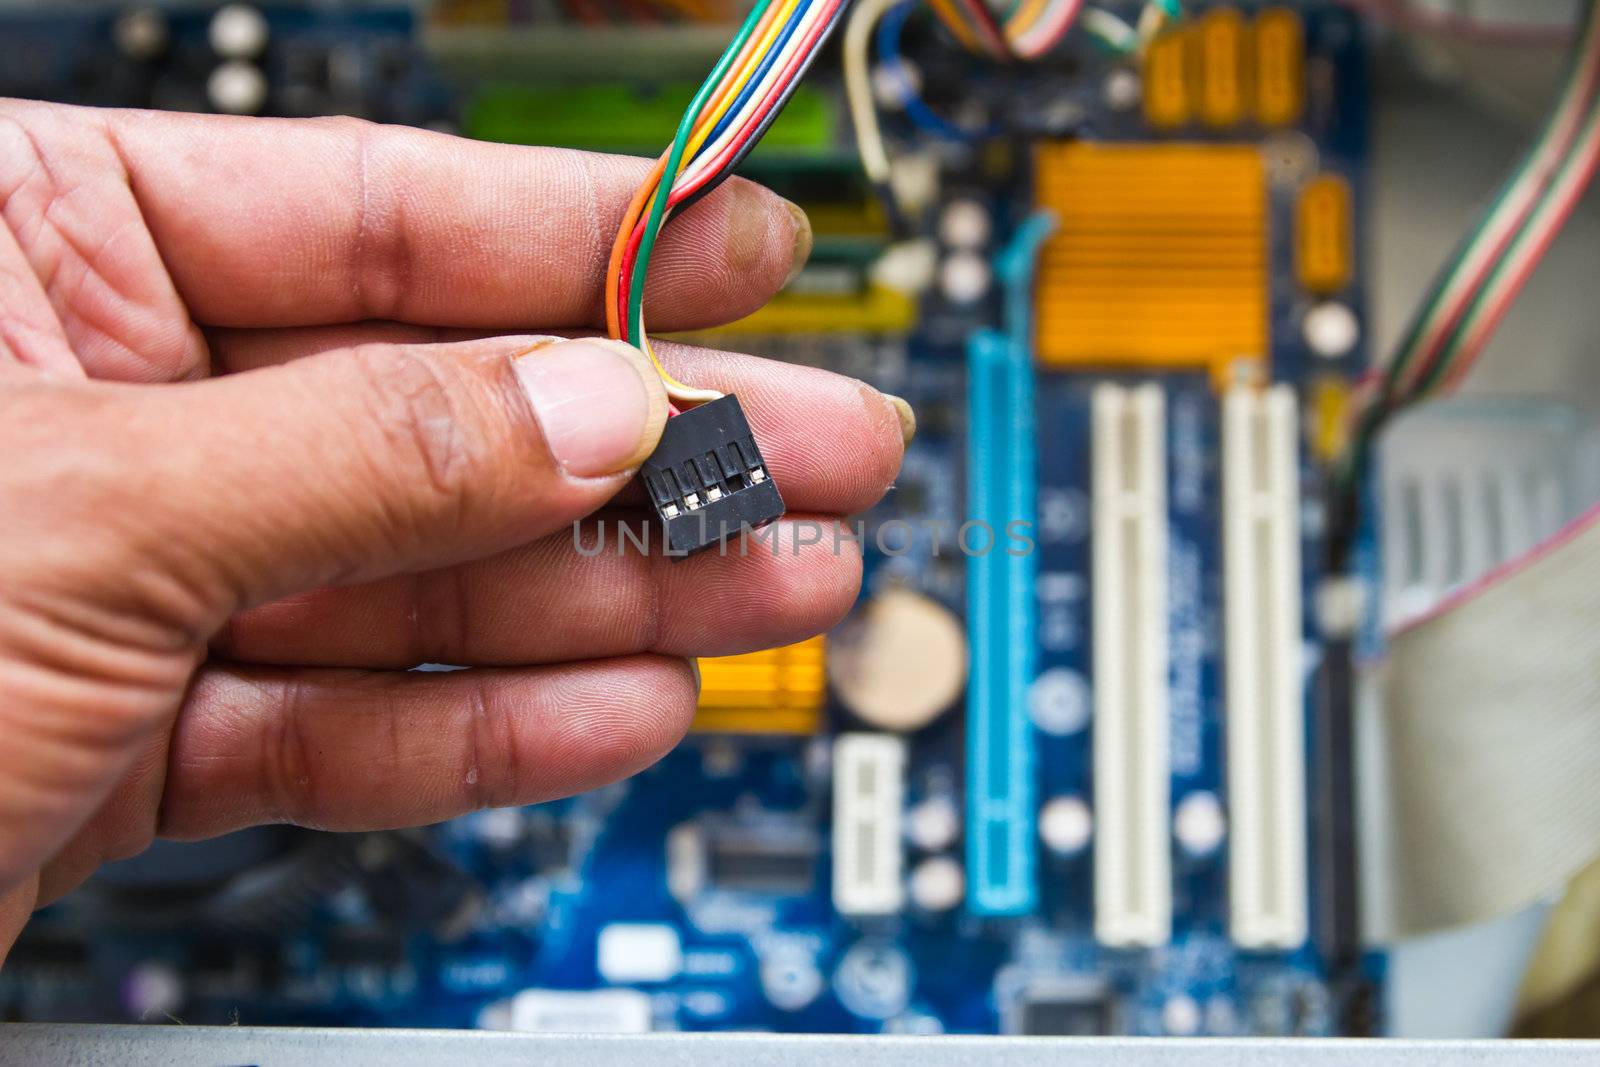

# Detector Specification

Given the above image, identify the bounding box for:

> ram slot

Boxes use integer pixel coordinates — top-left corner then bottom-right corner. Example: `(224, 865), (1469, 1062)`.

(1092, 383), (1172, 948)
(964, 330), (1039, 916)
(1223, 386), (1309, 949)
(832, 733), (907, 916)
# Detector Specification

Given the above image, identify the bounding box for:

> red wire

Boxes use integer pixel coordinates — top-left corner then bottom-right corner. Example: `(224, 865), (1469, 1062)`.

(1017, 0), (1085, 56)
(1393, 27), (1600, 393)
(1441, 131), (1600, 392)
(961, 0), (1011, 57)
(615, 0), (844, 336)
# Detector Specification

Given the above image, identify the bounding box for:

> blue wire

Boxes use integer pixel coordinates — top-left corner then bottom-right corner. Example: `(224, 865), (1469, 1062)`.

(701, 0), (813, 148)
(876, 0), (997, 143)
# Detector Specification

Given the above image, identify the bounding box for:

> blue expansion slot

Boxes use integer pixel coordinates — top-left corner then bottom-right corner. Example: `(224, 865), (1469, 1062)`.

(964, 215), (1055, 917)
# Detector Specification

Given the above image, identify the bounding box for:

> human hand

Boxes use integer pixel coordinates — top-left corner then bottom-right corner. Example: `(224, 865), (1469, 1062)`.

(0, 100), (910, 959)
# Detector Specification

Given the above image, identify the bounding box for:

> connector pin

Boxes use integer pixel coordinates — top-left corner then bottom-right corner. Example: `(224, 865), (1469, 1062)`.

(640, 394), (785, 557)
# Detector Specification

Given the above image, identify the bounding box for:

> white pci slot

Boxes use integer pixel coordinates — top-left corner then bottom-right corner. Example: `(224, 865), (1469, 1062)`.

(1091, 384), (1172, 948)
(1223, 386), (1309, 950)
(832, 733), (906, 915)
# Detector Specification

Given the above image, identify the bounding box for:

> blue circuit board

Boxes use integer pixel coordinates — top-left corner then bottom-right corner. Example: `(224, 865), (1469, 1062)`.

(3, 1), (1381, 1040)
(0, 6), (450, 125)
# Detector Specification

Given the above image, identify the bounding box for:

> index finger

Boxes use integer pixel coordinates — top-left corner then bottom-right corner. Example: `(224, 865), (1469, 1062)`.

(80, 103), (808, 331)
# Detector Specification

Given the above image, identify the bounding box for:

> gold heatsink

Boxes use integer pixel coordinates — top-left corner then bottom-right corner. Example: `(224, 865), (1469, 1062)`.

(690, 637), (827, 735)
(1033, 141), (1270, 385)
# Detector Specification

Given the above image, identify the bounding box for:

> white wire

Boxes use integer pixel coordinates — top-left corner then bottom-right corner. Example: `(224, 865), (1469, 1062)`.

(630, 0), (834, 406)
(1010, 0), (1084, 58)
(844, 0), (900, 186)
(1453, 96), (1600, 365)
(1394, 0), (1600, 390)
(1079, 7), (1139, 52)
(677, 0), (832, 192)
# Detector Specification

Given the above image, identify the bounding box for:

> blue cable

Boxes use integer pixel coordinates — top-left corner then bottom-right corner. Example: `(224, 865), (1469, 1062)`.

(701, 0), (813, 147)
(876, 0), (998, 143)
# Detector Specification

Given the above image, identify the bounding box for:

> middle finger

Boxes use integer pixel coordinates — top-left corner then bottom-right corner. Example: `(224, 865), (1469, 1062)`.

(215, 513), (863, 668)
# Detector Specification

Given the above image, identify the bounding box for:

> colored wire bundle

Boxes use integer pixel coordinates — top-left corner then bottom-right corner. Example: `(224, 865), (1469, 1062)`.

(605, 0), (849, 406)
(844, 0), (1179, 232)
(845, 0), (905, 199)
(1339, 0), (1600, 489)
(927, 0), (1178, 62)
(876, 0), (1003, 143)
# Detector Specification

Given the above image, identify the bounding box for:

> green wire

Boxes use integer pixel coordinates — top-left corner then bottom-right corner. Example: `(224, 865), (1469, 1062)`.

(1371, 193), (1500, 406)
(1378, 0), (1597, 402)
(1081, 9), (1140, 55)
(1334, 0), (1600, 495)
(1340, 10), (1599, 494)
(1416, 91), (1600, 399)
(1338, 180), (1523, 488)
(626, 0), (778, 343)
(1338, 156), (1569, 488)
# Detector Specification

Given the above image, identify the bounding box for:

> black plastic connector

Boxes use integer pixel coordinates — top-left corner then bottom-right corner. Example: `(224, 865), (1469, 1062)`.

(640, 394), (785, 558)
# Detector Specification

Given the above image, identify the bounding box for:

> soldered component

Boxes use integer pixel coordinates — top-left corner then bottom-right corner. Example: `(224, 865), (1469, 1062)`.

(1141, 6), (1305, 132)
(1039, 794), (1094, 858)
(1199, 7), (1249, 129)
(906, 795), (961, 853)
(596, 924), (682, 985)
(1174, 790), (1228, 858)
(640, 394), (785, 557)
(1034, 142), (1269, 384)
(502, 988), (654, 1033)
(707, 826), (819, 895)
(1254, 8), (1306, 127)
(1006, 980), (1116, 1036)
(833, 940), (913, 1021)
(1142, 25), (1193, 129)
(908, 856), (965, 914)
(1092, 383), (1172, 949)
(829, 589), (967, 733)
(690, 637), (826, 735)
(209, 2), (269, 59)
(207, 61), (268, 115)
(1296, 175), (1355, 295)
(1309, 377), (1354, 463)
(831, 734), (907, 916)
(113, 8), (169, 60)
(1303, 302), (1362, 361)
(1223, 385), (1309, 950)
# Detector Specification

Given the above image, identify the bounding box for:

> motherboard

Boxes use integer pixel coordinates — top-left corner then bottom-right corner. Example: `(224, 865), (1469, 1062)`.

(1, 1), (1382, 1038)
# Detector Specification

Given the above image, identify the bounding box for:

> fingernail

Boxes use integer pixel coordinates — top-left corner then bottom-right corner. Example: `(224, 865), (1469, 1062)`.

(887, 394), (916, 446)
(782, 198), (813, 288)
(512, 339), (668, 477)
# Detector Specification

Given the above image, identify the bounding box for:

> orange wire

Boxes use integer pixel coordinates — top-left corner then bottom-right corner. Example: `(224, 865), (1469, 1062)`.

(697, 0), (791, 133)
(604, 0), (789, 340)
(606, 152), (669, 339)
(685, 0), (800, 158)
(927, 0), (984, 52)
(1005, 0), (1052, 43)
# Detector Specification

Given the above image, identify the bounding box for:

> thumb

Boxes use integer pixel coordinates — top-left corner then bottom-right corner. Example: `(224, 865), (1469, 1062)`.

(44, 335), (669, 635)
(0, 335), (665, 893)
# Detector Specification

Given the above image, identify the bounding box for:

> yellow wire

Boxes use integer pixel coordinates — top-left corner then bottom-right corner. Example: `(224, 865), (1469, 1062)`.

(645, 335), (726, 405)
(681, 0), (803, 164)
(624, 0), (801, 404)
(927, 0), (983, 51)
(1004, 0), (1053, 42)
